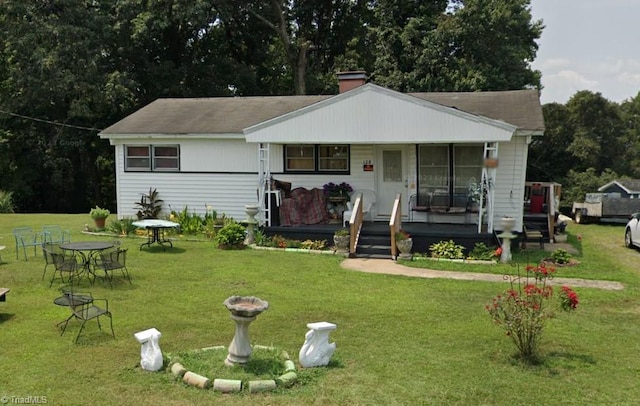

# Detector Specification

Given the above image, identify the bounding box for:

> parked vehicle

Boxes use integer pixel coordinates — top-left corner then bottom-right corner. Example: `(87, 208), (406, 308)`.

(572, 193), (640, 224)
(625, 213), (640, 249)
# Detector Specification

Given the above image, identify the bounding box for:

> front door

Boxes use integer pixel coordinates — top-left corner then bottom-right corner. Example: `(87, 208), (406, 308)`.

(376, 145), (407, 217)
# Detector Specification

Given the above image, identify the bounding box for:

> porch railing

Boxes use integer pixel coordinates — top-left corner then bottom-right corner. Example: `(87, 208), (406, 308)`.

(347, 193), (364, 256)
(389, 193), (402, 259)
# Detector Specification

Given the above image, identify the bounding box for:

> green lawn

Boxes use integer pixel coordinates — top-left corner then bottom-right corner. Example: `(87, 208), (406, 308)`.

(1, 214), (640, 405)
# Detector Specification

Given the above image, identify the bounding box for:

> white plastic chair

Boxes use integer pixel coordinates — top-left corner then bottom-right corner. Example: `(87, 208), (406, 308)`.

(342, 190), (377, 226)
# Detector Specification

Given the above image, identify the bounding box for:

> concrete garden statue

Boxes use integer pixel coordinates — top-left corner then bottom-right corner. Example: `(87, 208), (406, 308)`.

(299, 322), (336, 368)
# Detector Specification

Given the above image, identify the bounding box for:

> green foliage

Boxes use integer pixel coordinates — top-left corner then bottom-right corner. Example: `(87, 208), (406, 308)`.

(134, 188), (163, 219)
(429, 239), (465, 259)
(334, 228), (350, 237)
(214, 221), (246, 248)
(467, 242), (499, 261)
(0, 214), (640, 404)
(89, 206), (110, 219)
(561, 168), (619, 210)
(0, 190), (15, 213)
(172, 206), (204, 235)
(300, 239), (327, 250)
(487, 263), (578, 363)
(107, 217), (136, 236)
(551, 248), (572, 265)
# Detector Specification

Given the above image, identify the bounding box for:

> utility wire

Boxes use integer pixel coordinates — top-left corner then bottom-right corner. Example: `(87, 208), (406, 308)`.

(0, 108), (104, 132)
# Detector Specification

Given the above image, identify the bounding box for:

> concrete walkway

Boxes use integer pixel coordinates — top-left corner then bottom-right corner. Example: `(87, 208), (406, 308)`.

(340, 258), (624, 291)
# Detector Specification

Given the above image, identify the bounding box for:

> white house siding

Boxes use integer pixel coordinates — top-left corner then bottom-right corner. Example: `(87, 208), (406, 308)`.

(266, 144), (377, 193)
(245, 85), (516, 144)
(181, 139), (258, 172)
(492, 137), (528, 231)
(113, 140), (261, 220)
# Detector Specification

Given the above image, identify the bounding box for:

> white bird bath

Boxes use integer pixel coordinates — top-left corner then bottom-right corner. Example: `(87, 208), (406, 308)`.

(223, 296), (269, 366)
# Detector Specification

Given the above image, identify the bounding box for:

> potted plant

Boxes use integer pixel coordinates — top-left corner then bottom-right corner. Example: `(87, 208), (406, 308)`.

(333, 228), (350, 253)
(395, 229), (413, 259)
(323, 182), (353, 200)
(90, 206), (110, 229)
(134, 188), (163, 219)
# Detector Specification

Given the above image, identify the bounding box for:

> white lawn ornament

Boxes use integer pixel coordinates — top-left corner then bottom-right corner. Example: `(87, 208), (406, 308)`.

(134, 328), (163, 371)
(299, 322), (336, 368)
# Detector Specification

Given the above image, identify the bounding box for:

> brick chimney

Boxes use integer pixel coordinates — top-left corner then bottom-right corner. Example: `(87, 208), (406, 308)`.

(337, 71), (367, 93)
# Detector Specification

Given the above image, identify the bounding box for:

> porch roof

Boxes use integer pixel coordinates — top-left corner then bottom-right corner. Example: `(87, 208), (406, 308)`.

(244, 84), (518, 144)
(99, 85), (542, 142)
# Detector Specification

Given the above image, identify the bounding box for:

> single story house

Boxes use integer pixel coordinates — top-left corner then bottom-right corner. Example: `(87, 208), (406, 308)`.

(99, 72), (544, 238)
(598, 179), (640, 199)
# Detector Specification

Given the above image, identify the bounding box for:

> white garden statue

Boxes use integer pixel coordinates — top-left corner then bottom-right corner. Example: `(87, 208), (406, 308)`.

(134, 328), (164, 372)
(299, 322), (336, 368)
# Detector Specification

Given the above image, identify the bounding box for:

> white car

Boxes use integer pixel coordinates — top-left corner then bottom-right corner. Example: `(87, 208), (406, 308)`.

(624, 213), (640, 249)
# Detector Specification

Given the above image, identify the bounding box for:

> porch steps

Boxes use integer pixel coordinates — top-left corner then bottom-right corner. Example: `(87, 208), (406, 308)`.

(355, 228), (393, 259)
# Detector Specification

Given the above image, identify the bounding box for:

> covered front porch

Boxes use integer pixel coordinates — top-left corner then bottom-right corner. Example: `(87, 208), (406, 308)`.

(265, 221), (500, 259)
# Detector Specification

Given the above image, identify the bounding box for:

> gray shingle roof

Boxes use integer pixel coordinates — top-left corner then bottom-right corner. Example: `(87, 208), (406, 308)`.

(100, 88), (543, 135)
(410, 89), (544, 131)
(616, 179), (640, 192)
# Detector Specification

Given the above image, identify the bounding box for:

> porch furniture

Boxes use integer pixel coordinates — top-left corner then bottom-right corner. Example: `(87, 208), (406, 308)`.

(429, 193), (449, 214)
(58, 291), (114, 343)
(131, 219), (180, 250)
(522, 224), (545, 249)
(342, 189), (376, 226)
(42, 242), (67, 281)
(408, 193), (430, 222)
(48, 251), (80, 287)
(279, 187), (330, 226)
(13, 227), (43, 260)
(0, 288), (9, 302)
(59, 241), (115, 285)
(54, 290), (93, 330)
(42, 225), (71, 245)
(95, 247), (131, 287)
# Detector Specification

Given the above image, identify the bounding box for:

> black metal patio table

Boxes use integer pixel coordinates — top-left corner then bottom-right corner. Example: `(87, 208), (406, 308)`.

(60, 241), (114, 284)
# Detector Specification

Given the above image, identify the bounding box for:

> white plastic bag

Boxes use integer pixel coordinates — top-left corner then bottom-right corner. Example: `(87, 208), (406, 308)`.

(140, 333), (163, 371)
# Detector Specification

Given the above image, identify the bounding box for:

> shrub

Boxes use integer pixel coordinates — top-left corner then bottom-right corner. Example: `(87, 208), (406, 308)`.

(551, 248), (571, 264)
(300, 240), (327, 250)
(429, 240), (465, 259)
(107, 218), (137, 236)
(486, 263), (579, 363)
(0, 190), (15, 213)
(334, 228), (350, 237)
(467, 242), (500, 261)
(172, 206), (204, 235)
(214, 222), (246, 248)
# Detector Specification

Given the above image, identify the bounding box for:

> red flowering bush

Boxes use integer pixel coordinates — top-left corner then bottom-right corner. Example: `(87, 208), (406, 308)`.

(486, 263), (579, 362)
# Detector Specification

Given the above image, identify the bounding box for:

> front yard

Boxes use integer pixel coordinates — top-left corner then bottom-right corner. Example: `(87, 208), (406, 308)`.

(1, 214), (639, 405)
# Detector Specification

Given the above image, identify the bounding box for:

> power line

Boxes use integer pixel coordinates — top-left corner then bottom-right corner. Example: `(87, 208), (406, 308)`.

(0, 108), (104, 132)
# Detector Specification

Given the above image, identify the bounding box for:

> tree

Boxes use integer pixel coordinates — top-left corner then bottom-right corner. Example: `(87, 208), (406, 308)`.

(0, 0), (121, 212)
(217, 0), (372, 95)
(372, 0), (543, 92)
(527, 103), (575, 182)
(565, 91), (626, 175)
